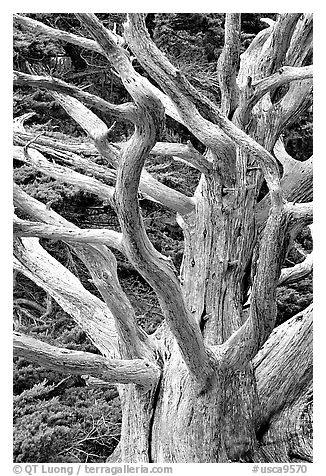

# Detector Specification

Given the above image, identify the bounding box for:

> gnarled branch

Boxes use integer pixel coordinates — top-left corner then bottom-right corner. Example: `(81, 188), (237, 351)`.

(13, 186), (153, 361)
(125, 14), (235, 165)
(14, 146), (115, 205)
(13, 216), (124, 254)
(49, 93), (195, 215)
(75, 13), (211, 383)
(14, 332), (160, 386)
(279, 253), (313, 286)
(14, 237), (119, 358)
(126, 14), (283, 198)
(250, 65), (312, 107)
(13, 71), (138, 123)
(253, 305), (312, 427)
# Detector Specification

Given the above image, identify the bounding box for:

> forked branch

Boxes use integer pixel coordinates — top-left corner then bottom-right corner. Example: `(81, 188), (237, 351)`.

(13, 187), (152, 361)
(48, 93), (195, 215)
(14, 237), (119, 358)
(75, 13), (211, 383)
(13, 71), (138, 123)
(126, 14), (283, 197)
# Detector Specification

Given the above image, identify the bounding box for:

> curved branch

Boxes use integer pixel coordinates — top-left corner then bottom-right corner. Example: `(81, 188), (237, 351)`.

(256, 140), (312, 229)
(13, 216), (124, 254)
(253, 305), (312, 427)
(49, 93), (195, 215)
(126, 14), (283, 199)
(14, 146), (115, 205)
(117, 132), (211, 383)
(273, 137), (300, 166)
(14, 332), (160, 386)
(151, 141), (212, 174)
(125, 14), (235, 164)
(250, 65), (313, 106)
(279, 253), (313, 286)
(13, 187), (152, 361)
(14, 71), (138, 123)
(74, 14), (211, 383)
(14, 237), (119, 358)
(13, 14), (186, 127)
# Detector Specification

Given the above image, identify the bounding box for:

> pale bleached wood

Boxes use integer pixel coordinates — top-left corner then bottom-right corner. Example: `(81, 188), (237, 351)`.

(50, 93), (195, 215)
(279, 253), (313, 286)
(14, 332), (160, 386)
(14, 146), (115, 205)
(76, 13), (212, 384)
(13, 187), (152, 361)
(259, 384), (312, 463)
(251, 65), (312, 105)
(13, 14), (184, 127)
(151, 141), (211, 174)
(253, 306), (312, 463)
(217, 14), (241, 117)
(253, 305), (312, 425)
(13, 71), (138, 123)
(14, 237), (118, 358)
(12, 13), (314, 462)
(126, 14), (283, 198)
(125, 14), (235, 165)
(256, 140), (312, 228)
(13, 216), (124, 254)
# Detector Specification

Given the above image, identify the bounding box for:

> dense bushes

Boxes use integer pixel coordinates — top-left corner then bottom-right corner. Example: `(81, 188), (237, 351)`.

(14, 381), (121, 463)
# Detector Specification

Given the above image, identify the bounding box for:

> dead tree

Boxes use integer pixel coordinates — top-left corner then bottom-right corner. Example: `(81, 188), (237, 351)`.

(13, 13), (313, 463)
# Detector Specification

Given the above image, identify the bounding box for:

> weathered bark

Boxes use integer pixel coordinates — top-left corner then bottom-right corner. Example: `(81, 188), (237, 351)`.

(13, 12), (313, 463)
(14, 332), (160, 386)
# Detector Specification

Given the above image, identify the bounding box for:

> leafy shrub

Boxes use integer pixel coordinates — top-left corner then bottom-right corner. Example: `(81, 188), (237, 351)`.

(14, 381), (121, 463)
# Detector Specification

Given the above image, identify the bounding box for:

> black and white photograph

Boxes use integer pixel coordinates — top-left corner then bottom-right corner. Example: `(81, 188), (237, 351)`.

(10, 6), (315, 472)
